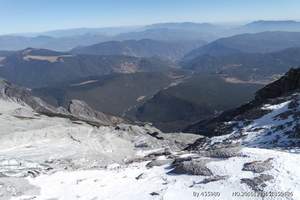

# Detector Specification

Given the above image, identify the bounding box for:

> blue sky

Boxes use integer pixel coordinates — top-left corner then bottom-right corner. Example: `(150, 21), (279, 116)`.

(0, 0), (300, 34)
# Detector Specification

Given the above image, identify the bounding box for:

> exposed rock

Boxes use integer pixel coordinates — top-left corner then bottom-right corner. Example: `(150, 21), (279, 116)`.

(186, 136), (242, 158)
(185, 137), (210, 151)
(196, 175), (228, 184)
(149, 192), (159, 196)
(135, 173), (145, 180)
(146, 131), (164, 140)
(255, 68), (300, 101)
(241, 174), (274, 191)
(144, 148), (172, 159)
(134, 141), (149, 148)
(68, 100), (124, 126)
(204, 147), (242, 159)
(0, 80), (126, 127)
(185, 68), (300, 151)
(0, 79), (64, 115)
(168, 159), (213, 176)
(170, 156), (193, 166)
(242, 158), (273, 173)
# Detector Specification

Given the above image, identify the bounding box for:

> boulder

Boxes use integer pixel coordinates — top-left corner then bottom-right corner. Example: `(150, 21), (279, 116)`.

(242, 158), (273, 173)
(168, 159), (213, 176)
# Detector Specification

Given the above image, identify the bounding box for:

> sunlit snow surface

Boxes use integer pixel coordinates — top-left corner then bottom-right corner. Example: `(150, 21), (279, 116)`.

(210, 98), (300, 149)
(8, 148), (300, 200)
(0, 98), (300, 200)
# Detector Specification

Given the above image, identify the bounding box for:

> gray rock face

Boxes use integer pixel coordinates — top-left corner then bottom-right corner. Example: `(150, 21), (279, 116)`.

(168, 159), (213, 176)
(0, 79), (66, 115)
(197, 175), (228, 184)
(0, 80), (125, 127)
(242, 158), (273, 173)
(241, 174), (274, 191)
(255, 68), (300, 101)
(186, 69), (300, 154)
(204, 147), (242, 159)
(184, 68), (300, 137)
(68, 100), (124, 126)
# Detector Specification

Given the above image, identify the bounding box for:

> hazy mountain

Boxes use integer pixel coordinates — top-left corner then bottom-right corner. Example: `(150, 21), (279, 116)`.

(0, 50), (14, 57)
(115, 28), (216, 42)
(220, 20), (300, 37)
(241, 20), (300, 32)
(0, 30), (208, 52)
(128, 74), (261, 132)
(182, 47), (300, 82)
(0, 22), (219, 51)
(2, 22), (300, 198)
(0, 35), (53, 51)
(0, 34), (112, 51)
(40, 26), (141, 37)
(33, 71), (185, 116)
(0, 48), (176, 88)
(5, 21), (300, 51)
(71, 39), (206, 61)
(184, 31), (300, 60)
(145, 22), (223, 32)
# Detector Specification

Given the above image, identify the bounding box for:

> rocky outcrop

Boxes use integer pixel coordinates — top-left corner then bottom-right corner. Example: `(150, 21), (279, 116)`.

(168, 159), (213, 176)
(0, 79), (65, 114)
(255, 68), (300, 100)
(242, 158), (273, 173)
(68, 100), (124, 126)
(0, 79), (125, 126)
(184, 68), (300, 137)
(241, 174), (274, 191)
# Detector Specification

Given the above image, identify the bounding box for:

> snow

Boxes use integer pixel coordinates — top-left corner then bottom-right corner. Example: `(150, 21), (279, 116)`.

(262, 101), (291, 110)
(1, 96), (300, 200)
(6, 148), (299, 200)
(208, 98), (300, 149)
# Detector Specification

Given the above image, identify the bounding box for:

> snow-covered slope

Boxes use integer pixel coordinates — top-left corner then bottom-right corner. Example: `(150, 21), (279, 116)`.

(1, 95), (300, 200)
(1, 69), (300, 200)
(191, 94), (300, 150)
(0, 98), (198, 166)
(8, 148), (300, 200)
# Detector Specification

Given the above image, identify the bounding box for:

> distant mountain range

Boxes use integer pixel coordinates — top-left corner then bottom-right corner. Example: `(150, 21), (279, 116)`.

(40, 26), (142, 37)
(71, 39), (206, 61)
(3, 20), (300, 51)
(182, 47), (300, 82)
(0, 34), (111, 51)
(184, 31), (300, 60)
(2, 21), (300, 132)
(241, 20), (300, 33)
(115, 27), (217, 42)
(0, 22), (219, 51)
